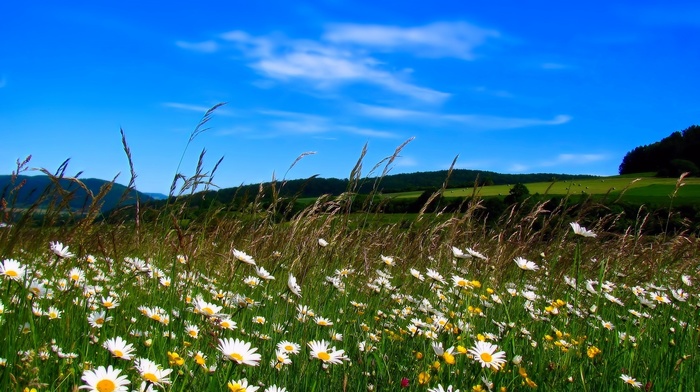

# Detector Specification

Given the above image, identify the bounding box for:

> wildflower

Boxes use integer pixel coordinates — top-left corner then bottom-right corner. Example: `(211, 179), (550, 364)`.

(50, 241), (75, 258)
(381, 255), (395, 266)
(69, 267), (85, 284)
(287, 274), (302, 297)
(167, 351), (185, 366)
(185, 323), (200, 339)
(426, 268), (445, 284)
(101, 296), (119, 309)
(219, 317), (238, 330)
(671, 288), (689, 302)
(570, 222), (596, 238)
(88, 310), (111, 328)
(318, 238), (329, 247)
(650, 291), (671, 304)
(264, 386), (287, 392)
(418, 372), (431, 385)
(514, 257), (539, 271)
(80, 365), (130, 392)
(103, 336), (135, 360)
(232, 249), (256, 265)
(1, 259), (26, 280)
(452, 246), (470, 259)
(452, 275), (472, 289)
(315, 316), (333, 326)
(218, 338), (261, 366)
(428, 385), (459, 392)
(227, 378), (260, 392)
(586, 346), (601, 359)
(277, 340), (301, 355)
(255, 266), (275, 280)
(194, 298), (223, 317)
(244, 276), (261, 288)
(252, 316), (266, 324)
(176, 254), (188, 264)
(465, 247), (488, 260)
(620, 374), (642, 388)
(46, 306), (62, 320)
(159, 277), (171, 287)
(134, 357), (173, 387)
(308, 339), (346, 364)
(330, 330), (343, 341)
(192, 351), (207, 368)
(467, 341), (507, 370)
(681, 274), (692, 286)
(270, 350), (292, 369)
(409, 268), (425, 281)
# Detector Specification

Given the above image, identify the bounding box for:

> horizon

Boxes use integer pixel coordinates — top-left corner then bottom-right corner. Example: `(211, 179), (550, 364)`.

(2, 2), (698, 193)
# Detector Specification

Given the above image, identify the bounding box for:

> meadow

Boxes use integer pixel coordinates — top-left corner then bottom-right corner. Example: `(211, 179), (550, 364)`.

(1, 131), (699, 392)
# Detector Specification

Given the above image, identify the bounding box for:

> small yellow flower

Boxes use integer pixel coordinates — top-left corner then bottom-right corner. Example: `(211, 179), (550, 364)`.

(415, 351), (423, 360)
(443, 352), (455, 365)
(587, 346), (601, 359)
(167, 351), (185, 366)
(432, 360), (441, 370)
(473, 385), (485, 392)
(418, 371), (431, 385)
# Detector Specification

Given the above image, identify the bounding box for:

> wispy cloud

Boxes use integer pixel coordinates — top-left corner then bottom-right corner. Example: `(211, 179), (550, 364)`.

(323, 22), (499, 60)
(174, 40), (219, 53)
(510, 153), (608, 173)
(356, 104), (571, 130)
(175, 21), (500, 104)
(163, 102), (234, 116)
(215, 31), (450, 103)
(258, 109), (400, 139)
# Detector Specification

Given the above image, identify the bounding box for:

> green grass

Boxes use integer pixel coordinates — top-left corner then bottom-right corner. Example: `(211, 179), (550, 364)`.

(388, 175), (700, 205)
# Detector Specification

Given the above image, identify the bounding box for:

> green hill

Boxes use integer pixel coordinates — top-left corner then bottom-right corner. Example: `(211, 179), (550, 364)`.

(0, 174), (154, 213)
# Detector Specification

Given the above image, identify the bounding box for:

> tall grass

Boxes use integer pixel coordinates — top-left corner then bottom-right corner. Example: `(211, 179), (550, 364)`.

(1, 108), (698, 391)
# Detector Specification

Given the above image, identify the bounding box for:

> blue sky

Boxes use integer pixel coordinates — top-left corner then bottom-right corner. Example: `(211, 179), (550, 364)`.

(2, 1), (699, 194)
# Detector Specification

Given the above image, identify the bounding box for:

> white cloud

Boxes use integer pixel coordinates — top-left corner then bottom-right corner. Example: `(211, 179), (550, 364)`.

(323, 22), (499, 60)
(544, 153), (607, 166)
(175, 40), (219, 53)
(258, 109), (399, 139)
(357, 104), (571, 130)
(163, 102), (234, 116)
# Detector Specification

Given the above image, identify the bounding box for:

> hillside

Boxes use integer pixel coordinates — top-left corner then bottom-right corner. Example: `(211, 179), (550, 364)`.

(0, 174), (154, 213)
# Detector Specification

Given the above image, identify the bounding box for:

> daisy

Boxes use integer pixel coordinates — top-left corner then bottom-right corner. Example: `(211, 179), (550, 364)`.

(264, 386), (287, 392)
(102, 296), (120, 309)
(620, 374), (642, 388)
(270, 350), (292, 369)
(318, 238), (329, 247)
(314, 316), (333, 326)
(194, 298), (223, 317)
(409, 268), (425, 281)
(50, 241), (75, 258)
(514, 257), (539, 271)
(134, 357), (172, 387)
(226, 378), (259, 392)
(308, 340), (346, 364)
(287, 274), (302, 297)
(681, 274), (692, 286)
(103, 336), (135, 360)
(218, 317), (238, 330)
(46, 306), (62, 320)
(1, 258), (26, 280)
(232, 249), (256, 265)
(69, 267), (85, 284)
(80, 365), (130, 392)
(191, 351), (208, 368)
(218, 338), (261, 366)
(451, 275), (472, 289)
(380, 255), (395, 266)
(426, 269), (446, 284)
(650, 291), (671, 304)
(570, 222), (596, 238)
(88, 310), (112, 328)
(185, 323), (200, 339)
(255, 266), (275, 280)
(467, 341), (507, 370)
(277, 340), (301, 355)
(465, 247), (488, 260)
(428, 385), (459, 392)
(244, 276), (261, 288)
(252, 316), (266, 325)
(451, 246), (470, 259)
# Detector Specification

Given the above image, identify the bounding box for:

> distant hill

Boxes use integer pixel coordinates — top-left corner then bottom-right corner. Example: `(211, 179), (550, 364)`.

(143, 192), (168, 200)
(191, 169), (599, 204)
(0, 175), (155, 213)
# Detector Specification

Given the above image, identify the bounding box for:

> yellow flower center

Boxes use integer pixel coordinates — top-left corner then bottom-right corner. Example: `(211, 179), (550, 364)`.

(480, 352), (493, 363)
(457, 280), (469, 287)
(49, 312), (58, 319)
(6, 270), (18, 277)
(443, 352), (455, 365)
(195, 355), (206, 365)
(230, 353), (244, 362)
(104, 302), (113, 308)
(113, 350), (123, 358)
(317, 351), (331, 361)
(228, 383), (245, 392)
(221, 321), (231, 328)
(143, 373), (158, 383)
(96, 379), (116, 392)
(189, 330), (197, 337)
(96, 318), (105, 325)
(284, 345), (294, 351)
(318, 320), (328, 326)
(203, 307), (214, 315)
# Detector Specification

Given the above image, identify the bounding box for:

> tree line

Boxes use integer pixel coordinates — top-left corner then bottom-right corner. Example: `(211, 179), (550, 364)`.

(619, 125), (700, 176)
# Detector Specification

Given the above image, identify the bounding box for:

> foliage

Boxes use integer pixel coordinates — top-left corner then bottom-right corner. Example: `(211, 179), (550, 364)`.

(619, 124), (700, 176)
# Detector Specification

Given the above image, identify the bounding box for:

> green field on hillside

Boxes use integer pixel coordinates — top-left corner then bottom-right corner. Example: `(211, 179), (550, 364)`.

(387, 175), (700, 205)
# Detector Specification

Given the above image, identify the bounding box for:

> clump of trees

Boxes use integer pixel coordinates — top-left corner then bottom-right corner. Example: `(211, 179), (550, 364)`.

(619, 125), (700, 177)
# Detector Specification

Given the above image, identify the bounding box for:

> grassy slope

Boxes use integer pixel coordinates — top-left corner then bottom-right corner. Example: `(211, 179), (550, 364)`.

(387, 175), (700, 205)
